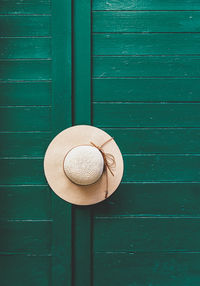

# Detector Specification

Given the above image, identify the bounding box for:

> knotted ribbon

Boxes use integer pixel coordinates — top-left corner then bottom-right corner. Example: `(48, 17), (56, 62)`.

(90, 137), (116, 198)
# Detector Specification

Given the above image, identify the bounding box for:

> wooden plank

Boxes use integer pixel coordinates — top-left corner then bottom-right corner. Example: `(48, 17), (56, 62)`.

(0, 132), (51, 157)
(0, 221), (51, 254)
(93, 11), (200, 32)
(51, 0), (73, 285)
(94, 217), (200, 252)
(0, 158), (46, 184)
(0, 107), (51, 131)
(93, 103), (200, 127)
(0, 186), (51, 220)
(0, 256), (50, 286)
(93, 183), (200, 216)
(0, 82), (51, 106)
(101, 128), (200, 154)
(0, 60), (51, 80)
(93, 56), (200, 77)
(93, 0), (200, 10)
(0, 16), (50, 36)
(0, 38), (51, 59)
(0, 0), (51, 14)
(93, 33), (200, 56)
(94, 253), (200, 286)
(93, 79), (200, 102)
(123, 155), (200, 182)
(73, 1), (92, 286)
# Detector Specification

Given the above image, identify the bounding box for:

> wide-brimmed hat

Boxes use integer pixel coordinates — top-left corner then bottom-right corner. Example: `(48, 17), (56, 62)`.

(44, 125), (124, 205)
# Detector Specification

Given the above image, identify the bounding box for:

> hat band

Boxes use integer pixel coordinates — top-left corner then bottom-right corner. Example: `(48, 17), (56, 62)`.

(90, 137), (115, 198)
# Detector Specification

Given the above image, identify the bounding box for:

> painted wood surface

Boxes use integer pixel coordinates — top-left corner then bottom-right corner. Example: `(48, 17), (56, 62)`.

(93, 11), (200, 32)
(93, 79), (200, 102)
(93, 0), (200, 10)
(91, 1), (200, 285)
(0, 1), (72, 286)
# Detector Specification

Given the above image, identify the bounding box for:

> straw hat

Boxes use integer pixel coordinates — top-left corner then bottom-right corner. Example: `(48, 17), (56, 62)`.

(44, 125), (124, 205)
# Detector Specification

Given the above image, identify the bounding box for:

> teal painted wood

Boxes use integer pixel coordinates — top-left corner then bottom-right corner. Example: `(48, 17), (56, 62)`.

(73, 1), (92, 286)
(93, 33), (200, 56)
(0, 186), (51, 220)
(0, 256), (50, 286)
(51, 0), (73, 285)
(0, 158), (45, 185)
(93, 79), (200, 102)
(0, 82), (51, 106)
(0, 16), (50, 36)
(94, 183), (200, 216)
(94, 103), (200, 127)
(93, 56), (200, 77)
(94, 217), (200, 252)
(94, 253), (200, 286)
(123, 155), (200, 182)
(0, 107), (51, 131)
(93, 11), (200, 32)
(0, 38), (51, 59)
(102, 128), (200, 154)
(93, 0), (200, 10)
(0, 0), (51, 14)
(0, 221), (51, 254)
(0, 133), (51, 157)
(0, 60), (51, 80)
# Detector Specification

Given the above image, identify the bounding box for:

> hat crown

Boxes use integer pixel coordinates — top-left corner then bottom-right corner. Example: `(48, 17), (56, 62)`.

(63, 145), (104, 186)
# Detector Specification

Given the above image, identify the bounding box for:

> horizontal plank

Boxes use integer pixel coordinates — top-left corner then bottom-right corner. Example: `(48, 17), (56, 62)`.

(94, 183), (200, 216)
(94, 253), (200, 286)
(0, 221), (51, 254)
(0, 16), (50, 36)
(0, 0), (51, 14)
(93, 78), (200, 102)
(123, 155), (200, 182)
(101, 128), (200, 154)
(0, 186), (51, 219)
(0, 107), (51, 131)
(93, 103), (200, 127)
(94, 217), (200, 252)
(0, 38), (51, 59)
(0, 159), (46, 184)
(93, 11), (200, 32)
(0, 60), (51, 80)
(93, 33), (200, 55)
(0, 256), (50, 286)
(0, 82), (51, 105)
(93, 0), (200, 10)
(93, 56), (200, 77)
(0, 132), (51, 157)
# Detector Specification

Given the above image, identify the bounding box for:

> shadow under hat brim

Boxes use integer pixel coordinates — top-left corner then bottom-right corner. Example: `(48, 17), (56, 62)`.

(43, 125), (124, 205)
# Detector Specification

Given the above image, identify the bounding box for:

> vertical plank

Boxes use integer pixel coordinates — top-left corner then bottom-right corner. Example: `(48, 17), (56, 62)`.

(51, 0), (72, 286)
(73, 1), (92, 286)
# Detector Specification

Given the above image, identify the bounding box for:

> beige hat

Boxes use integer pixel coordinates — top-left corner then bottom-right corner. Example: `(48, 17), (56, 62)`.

(44, 125), (124, 205)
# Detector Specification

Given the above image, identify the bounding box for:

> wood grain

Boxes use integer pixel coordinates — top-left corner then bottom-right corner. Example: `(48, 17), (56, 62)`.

(0, 16), (50, 36)
(93, 33), (200, 56)
(93, 56), (200, 77)
(93, 11), (200, 32)
(93, 0), (200, 10)
(93, 78), (200, 102)
(0, 107), (51, 131)
(93, 103), (200, 127)
(94, 253), (200, 286)
(0, 38), (51, 59)
(0, 82), (51, 106)
(0, 186), (51, 220)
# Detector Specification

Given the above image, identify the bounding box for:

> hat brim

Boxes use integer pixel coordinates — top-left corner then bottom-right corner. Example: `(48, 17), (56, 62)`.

(44, 125), (124, 205)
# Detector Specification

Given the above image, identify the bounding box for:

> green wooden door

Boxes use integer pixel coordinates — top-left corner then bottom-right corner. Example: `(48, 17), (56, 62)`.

(1, 0), (200, 286)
